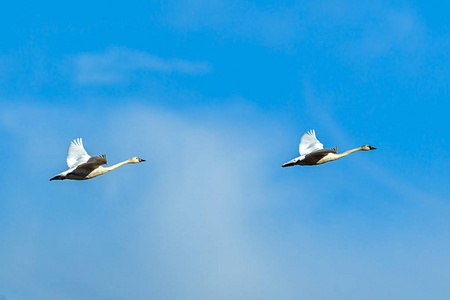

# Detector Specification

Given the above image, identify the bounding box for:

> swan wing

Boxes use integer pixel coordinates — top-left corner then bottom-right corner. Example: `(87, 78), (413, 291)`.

(74, 154), (107, 171)
(66, 138), (91, 169)
(305, 148), (335, 158)
(299, 130), (324, 156)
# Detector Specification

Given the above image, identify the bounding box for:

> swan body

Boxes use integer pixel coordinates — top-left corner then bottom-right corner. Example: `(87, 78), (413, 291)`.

(282, 130), (376, 167)
(50, 138), (145, 181)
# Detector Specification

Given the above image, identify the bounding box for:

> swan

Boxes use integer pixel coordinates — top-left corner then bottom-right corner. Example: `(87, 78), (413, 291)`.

(50, 138), (145, 181)
(282, 130), (376, 167)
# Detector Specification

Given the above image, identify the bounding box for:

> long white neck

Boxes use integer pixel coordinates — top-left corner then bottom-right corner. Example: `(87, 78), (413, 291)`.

(333, 147), (364, 161)
(102, 159), (133, 173)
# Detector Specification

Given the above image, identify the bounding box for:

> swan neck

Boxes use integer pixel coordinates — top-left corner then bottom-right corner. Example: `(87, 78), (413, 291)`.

(103, 159), (132, 172)
(335, 147), (363, 160)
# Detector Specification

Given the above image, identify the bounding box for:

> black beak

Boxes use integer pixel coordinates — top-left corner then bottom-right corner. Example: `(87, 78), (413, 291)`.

(140, 158), (146, 162)
(369, 146), (377, 150)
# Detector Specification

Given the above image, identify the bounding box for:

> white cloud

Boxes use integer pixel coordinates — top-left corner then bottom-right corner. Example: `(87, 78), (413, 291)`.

(72, 47), (213, 85)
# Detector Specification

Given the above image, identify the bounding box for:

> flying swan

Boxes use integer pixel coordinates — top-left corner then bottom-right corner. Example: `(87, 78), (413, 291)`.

(282, 130), (376, 167)
(50, 138), (145, 181)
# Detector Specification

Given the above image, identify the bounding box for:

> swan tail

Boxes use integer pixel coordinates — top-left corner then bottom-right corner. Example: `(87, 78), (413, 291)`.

(50, 174), (64, 181)
(282, 156), (305, 167)
(282, 162), (295, 167)
(282, 158), (298, 168)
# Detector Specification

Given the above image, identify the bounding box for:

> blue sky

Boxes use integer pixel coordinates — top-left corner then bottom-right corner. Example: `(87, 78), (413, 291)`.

(1, 0), (449, 299)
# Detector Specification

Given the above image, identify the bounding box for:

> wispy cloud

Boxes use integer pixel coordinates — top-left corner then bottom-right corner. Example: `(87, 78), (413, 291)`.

(163, 0), (304, 48)
(162, 0), (427, 57)
(72, 47), (213, 85)
(341, 7), (426, 58)
(306, 1), (427, 62)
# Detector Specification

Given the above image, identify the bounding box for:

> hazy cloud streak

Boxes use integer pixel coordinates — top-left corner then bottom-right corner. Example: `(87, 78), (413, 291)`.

(163, 0), (426, 56)
(73, 47), (213, 85)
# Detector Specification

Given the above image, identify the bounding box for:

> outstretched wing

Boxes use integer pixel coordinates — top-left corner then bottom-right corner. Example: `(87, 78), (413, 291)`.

(67, 138), (91, 169)
(74, 154), (107, 171)
(299, 130), (324, 156)
(305, 147), (337, 159)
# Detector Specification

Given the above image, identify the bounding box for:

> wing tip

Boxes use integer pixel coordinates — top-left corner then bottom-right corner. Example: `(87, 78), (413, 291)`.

(307, 129), (316, 136)
(70, 138), (84, 147)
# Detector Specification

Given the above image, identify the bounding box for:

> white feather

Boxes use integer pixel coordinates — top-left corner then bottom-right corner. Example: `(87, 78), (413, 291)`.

(66, 138), (91, 169)
(298, 129), (324, 156)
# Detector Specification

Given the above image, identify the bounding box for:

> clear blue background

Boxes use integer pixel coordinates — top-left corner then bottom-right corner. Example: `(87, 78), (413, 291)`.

(1, 0), (449, 299)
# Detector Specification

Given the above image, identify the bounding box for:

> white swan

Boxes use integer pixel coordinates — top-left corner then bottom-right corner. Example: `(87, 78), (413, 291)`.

(50, 138), (145, 181)
(282, 130), (376, 167)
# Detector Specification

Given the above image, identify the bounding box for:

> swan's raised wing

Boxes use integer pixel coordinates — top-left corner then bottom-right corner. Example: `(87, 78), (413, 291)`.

(299, 130), (324, 156)
(67, 138), (91, 169)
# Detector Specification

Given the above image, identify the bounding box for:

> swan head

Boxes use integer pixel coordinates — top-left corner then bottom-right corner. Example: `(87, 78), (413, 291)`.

(361, 145), (377, 151)
(129, 157), (146, 163)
